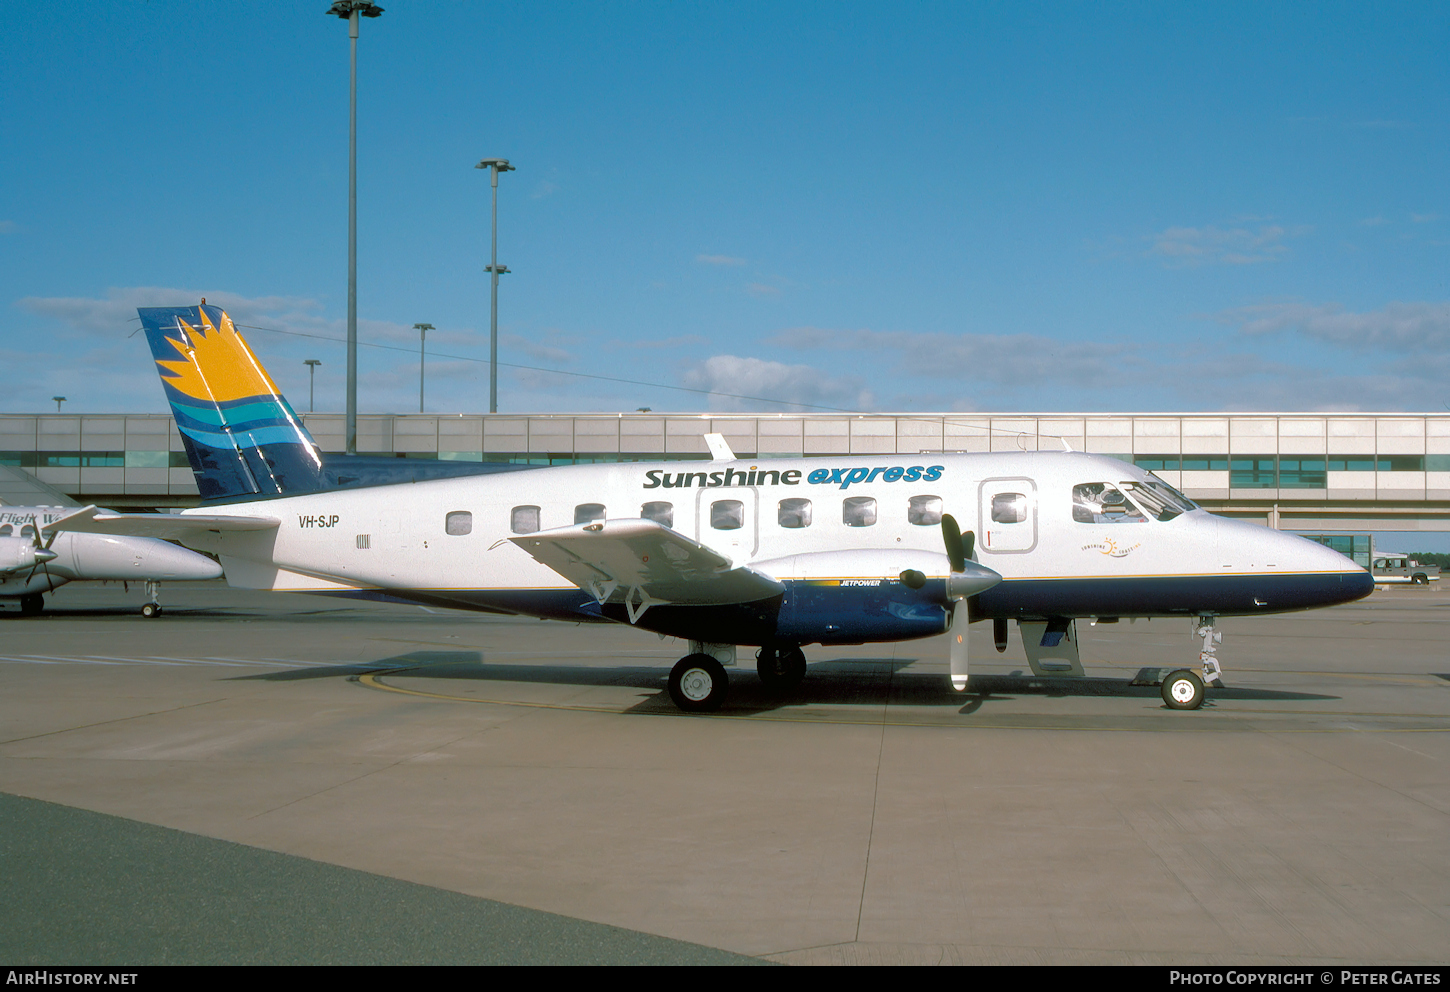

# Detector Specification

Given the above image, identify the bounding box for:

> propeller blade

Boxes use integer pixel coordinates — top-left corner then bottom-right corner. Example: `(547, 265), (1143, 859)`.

(962, 529), (975, 561)
(949, 600), (969, 691)
(941, 514), (966, 573)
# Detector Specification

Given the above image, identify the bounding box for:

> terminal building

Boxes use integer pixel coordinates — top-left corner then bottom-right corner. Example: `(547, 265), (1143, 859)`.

(4, 410), (1448, 564)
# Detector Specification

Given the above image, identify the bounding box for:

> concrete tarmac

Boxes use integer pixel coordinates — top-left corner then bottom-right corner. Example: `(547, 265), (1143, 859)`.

(0, 581), (1446, 965)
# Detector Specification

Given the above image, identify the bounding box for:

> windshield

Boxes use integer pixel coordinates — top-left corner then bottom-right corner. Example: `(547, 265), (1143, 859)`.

(1121, 478), (1198, 521)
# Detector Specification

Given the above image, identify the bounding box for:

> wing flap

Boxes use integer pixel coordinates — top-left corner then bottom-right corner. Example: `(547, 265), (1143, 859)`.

(509, 518), (783, 607)
(42, 505), (280, 541)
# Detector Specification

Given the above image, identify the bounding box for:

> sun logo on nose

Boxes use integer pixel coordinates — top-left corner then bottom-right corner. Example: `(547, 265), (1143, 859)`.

(156, 307), (286, 404)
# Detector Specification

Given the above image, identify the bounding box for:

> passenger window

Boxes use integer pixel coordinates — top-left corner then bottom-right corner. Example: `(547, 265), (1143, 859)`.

(991, 493), (1028, 524)
(511, 505), (540, 534)
(0, 525), (10, 536)
(445, 511), (472, 536)
(575, 503), (606, 525)
(1072, 483), (1146, 524)
(778, 497), (812, 528)
(20, 525), (35, 539)
(907, 495), (942, 526)
(843, 496), (877, 527)
(641, 501), (674, 528)
(711, 500), (744, 530)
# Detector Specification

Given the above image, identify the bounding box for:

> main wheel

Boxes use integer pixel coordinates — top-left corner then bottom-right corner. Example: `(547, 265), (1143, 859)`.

(141, 602), (162, 618)
(1412, 573), (1428, 585)
(1161, 669), (1205, 710)
(756, 646), (807, 693)
(669, 654), (729, 712)
(19, 594), (43, 617)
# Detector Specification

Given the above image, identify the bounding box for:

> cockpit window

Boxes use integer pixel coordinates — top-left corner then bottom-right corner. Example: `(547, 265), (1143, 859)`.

(641, 501), (674, 528)
(1121, 479), (1197, 521)
(1072, 483), (1146, 524)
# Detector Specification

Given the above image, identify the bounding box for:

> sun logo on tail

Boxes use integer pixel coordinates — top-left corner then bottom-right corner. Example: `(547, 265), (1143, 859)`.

(156, 307), (286, 404)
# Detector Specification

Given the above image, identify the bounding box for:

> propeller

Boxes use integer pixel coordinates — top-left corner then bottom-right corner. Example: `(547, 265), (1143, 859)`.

(939, 513), (999, 692)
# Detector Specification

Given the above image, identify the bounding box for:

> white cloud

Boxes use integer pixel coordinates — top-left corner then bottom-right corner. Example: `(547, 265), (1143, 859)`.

(18, 287), (320, 336)
(1147, 224), (1305, 267)
(680, 355), (873, 412)
(695, 254), (746, 266)
(745, 282), (782, 298)
(1218, 300), (1450, 351)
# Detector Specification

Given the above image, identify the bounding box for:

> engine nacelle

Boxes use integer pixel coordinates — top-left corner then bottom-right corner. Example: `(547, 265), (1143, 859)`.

(0, 537), (57, 574)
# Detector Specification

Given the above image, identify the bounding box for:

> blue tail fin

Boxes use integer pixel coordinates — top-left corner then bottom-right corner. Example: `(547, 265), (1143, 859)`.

(138, 304), (326, 500)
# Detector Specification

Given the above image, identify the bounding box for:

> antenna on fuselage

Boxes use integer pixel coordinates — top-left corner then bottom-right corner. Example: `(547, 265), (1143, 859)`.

(704, 433), (736, 462)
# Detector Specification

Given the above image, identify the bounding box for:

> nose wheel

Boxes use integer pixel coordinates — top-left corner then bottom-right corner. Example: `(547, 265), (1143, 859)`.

(668, 654), (729, 712)
(1161, 669), (1205, 709)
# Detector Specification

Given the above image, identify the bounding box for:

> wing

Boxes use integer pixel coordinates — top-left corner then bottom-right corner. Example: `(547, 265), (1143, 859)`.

(508, 518), (784, 621)
(41, 505), (280, 541)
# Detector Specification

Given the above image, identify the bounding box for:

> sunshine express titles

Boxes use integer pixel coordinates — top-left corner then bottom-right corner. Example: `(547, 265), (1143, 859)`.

(643, 464), (945, 491)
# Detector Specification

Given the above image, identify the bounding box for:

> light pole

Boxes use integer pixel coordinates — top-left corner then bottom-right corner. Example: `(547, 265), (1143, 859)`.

(475, 157), (514, 413)
(413, 323), (433, 413)
(52, 396), (66, 413)
(328, 0), (384, 454)
(304, 360), (322, 413)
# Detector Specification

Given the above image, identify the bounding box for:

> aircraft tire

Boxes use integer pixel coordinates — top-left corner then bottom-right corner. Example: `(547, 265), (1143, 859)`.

(141, 602), (162, 618)
(1161, 669), (1204, 710)
(669, 654), (728, 712)
(757, 646), (807, 693)
(19, 594), (43, 617)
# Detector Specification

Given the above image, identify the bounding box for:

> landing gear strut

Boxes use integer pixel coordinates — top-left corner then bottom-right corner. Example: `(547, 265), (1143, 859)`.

(1159, 614), (1223, 710)
(140, 581), (162, 618)
(756, 646), (806, 693)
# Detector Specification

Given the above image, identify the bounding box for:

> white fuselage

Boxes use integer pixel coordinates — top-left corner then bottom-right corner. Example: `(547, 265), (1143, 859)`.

(179, 452), (1368, 640)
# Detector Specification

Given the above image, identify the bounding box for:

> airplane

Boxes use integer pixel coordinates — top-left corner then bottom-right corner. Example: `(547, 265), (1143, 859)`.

(1, 504), (224, 616)
(45, 303), (1373, 711)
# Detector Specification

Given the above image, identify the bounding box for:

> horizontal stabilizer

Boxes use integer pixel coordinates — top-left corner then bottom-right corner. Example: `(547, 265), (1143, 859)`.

(509, 518), (784, 608)
(41, 505), (280, 541)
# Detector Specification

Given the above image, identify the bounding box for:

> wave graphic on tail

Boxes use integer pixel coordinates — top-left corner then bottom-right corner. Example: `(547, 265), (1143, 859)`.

(138, 304), (326, 500)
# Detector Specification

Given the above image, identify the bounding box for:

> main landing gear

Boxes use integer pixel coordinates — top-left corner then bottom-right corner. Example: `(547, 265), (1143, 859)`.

(756, 646), (807, 693)
(1160, 614), (1224, 710)
(667, 643), (810, 712)
(140, 581), (162, 618)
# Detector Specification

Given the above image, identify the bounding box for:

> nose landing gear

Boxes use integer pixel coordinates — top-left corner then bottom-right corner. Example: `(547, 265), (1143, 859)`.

(140, 580), (163, 618)
(1159, 614), (1224, 710)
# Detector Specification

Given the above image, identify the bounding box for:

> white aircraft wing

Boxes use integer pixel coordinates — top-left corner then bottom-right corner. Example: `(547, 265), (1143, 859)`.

(41, 505), (280, 540)
(509, 518), (784, 619)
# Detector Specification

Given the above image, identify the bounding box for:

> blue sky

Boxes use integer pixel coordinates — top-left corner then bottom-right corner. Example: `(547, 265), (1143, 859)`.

(2, 1), (1448, 416)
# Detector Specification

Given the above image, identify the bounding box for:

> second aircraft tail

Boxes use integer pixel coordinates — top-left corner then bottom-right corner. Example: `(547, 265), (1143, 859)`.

(138, 304), (326, 500)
